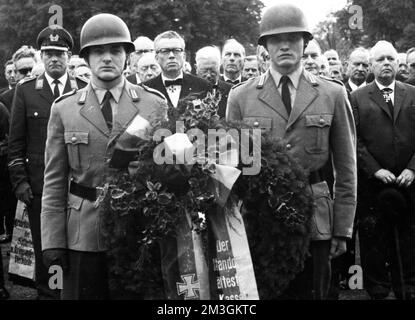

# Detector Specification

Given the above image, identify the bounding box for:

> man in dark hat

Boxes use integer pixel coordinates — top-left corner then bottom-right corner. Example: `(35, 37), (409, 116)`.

(7, 24), (87, 299)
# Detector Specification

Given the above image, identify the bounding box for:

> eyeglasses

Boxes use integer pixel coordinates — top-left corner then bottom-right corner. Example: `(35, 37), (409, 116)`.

(16, 67), (32, 75)
(156, 48), (184, 56)
(136, 49), (154, 55)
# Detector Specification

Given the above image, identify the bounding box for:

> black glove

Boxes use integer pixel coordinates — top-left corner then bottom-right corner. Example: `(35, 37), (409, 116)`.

(43, 249), (69, 272)
(15, 181), (33, 206)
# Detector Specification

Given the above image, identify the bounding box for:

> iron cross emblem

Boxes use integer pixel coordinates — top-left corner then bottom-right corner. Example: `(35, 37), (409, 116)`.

(176, 274), (200, 300)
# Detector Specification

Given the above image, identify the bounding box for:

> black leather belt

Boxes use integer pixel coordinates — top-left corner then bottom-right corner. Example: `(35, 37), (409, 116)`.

(309, 170), (323, 185)
(70, 180), (101, 202)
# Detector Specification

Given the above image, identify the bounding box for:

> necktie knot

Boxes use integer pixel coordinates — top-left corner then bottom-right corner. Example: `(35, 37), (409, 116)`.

(280, 75), (290, 86)
(381, 88), (393, 103)
(53, 79), (60, 85)
(104, 90), (112, 101)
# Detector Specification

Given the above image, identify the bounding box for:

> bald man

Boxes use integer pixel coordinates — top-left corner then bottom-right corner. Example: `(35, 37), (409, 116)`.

(351, 41), (415, 300)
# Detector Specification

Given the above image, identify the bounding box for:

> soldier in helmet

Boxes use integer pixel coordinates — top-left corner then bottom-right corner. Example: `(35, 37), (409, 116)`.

(40, 13), (167, 299)
(226, 3), (357, 299)
(7, 25), (87, 299)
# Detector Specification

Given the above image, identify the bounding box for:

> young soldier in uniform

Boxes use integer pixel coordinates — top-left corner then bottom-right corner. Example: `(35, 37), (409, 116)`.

(40, 14), (167, 300)
(226, 3), (357, 299)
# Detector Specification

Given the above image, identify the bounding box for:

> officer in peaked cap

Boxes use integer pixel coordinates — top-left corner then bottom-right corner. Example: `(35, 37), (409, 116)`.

(40, 14), (168, 300)
(7, 24), (87, 300)
(36, 24), (74, 52)
(226, 3), (357, 299)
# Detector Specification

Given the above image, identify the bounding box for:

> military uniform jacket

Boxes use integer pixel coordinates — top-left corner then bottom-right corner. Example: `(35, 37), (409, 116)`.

(226, 70), (357, 239)
(7, 73), (87, 195)
(41, 81), (168, 252)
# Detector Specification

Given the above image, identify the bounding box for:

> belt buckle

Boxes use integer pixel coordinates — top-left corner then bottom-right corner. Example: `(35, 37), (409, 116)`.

(93, 183), (109, 208)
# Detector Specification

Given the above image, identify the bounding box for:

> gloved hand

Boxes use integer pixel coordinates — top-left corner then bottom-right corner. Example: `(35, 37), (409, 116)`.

(43, 249), (69, 272)
(15, 181), (33, 205)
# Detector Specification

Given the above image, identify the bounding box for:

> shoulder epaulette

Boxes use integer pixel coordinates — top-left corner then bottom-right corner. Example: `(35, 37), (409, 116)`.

(75, 75), (88, 84)
(304, 71), (319, 86)
(139, 84), (167, 101)
(256, 73), (267, 89)
(320, 75), (344, 87)
(18, 76), (36, 86)
(54, 89), (77, 104)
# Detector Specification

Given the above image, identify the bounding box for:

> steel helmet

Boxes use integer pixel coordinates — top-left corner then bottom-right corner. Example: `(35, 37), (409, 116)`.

(79, 13), (135, 57)
(258, 4), (313, 47)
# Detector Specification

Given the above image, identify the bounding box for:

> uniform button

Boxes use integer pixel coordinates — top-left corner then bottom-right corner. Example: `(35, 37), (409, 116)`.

(34, 112), (38, 117)
(319, 118), (325, 124)
(286, 144), (292, 150)
(71, 136), (77, 143)
(253, 121), (259, 127)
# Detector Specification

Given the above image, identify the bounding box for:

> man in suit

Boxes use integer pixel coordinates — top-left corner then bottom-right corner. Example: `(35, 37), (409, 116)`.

(1, 60), (16, 93)
(351, 40), (415, 300)
(144, 30), (211, 108)
(195, 46), (232, 118)
(126, 36), (154, 85)
(134, 52), (161, 83)
(405, 47), (415, 86)
(242, 55), (260, 79)
(0, 46), (37, 112)
(40, 14), (167, 300)
(324, 49), (341, 66)
(344, 47), (370, 93)
(220, 39), (248, 85)
(226, 3), (357, 299)
(7, 25), (87, 299)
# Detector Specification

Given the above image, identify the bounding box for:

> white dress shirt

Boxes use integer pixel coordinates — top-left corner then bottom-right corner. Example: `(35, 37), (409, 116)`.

(269, 65), (303, 108)
(162, 72), (183, 108)
(44, 72), (68, 97)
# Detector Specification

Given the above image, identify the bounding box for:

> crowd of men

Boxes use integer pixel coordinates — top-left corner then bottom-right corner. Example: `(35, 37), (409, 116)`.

(0, 2), (414, 300)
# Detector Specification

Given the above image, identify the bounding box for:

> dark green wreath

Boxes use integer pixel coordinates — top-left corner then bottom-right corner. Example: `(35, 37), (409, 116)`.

(101, 92), (314, 299)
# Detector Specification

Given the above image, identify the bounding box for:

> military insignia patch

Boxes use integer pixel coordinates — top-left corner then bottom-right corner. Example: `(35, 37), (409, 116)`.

(49, 34), (59, 42)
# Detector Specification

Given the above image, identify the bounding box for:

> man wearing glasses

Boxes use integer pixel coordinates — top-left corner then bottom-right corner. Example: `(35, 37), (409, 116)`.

(126, 36), (154, 84)
(0, 46), (36, 111)
(144, 30), (211, 108)
(7, 25), (87, 300)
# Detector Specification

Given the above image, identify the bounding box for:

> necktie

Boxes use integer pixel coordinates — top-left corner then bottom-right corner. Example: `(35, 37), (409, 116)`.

(280, 75), (292, 115)
(53, 79), (60, 99)
(164, 78), (183, 87)
(102, 91), (113, 132)
(381, 88), (394, 119)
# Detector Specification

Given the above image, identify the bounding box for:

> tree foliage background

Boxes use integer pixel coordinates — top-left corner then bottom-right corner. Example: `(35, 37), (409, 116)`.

(0, 0), (263, 86)
(314, 0), (415, 61)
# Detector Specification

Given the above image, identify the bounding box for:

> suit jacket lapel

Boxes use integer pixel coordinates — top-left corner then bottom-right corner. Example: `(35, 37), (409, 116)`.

(108, 82), (140, 145)
(286, 73), (318, 129)
(257, 71), (289, 121)
(180, 74), (194, 100)
(37, 73), (55, 105)
(394, 82), (406, 123)
(154, 75), (173, 107)
(369, 82), (393, 119)
(79, 84), (110, 137)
